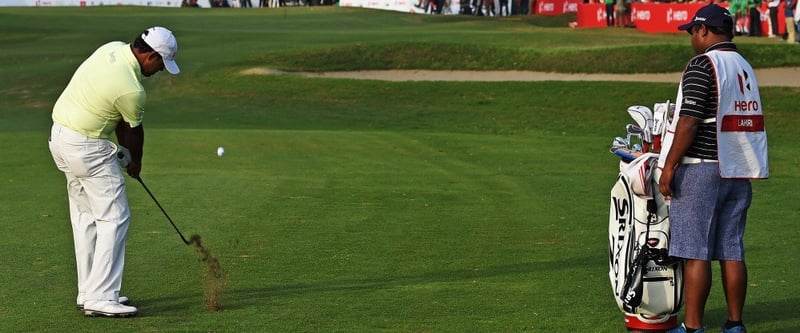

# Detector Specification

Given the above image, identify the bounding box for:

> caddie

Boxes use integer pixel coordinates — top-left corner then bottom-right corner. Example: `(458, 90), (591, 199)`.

(657, 4), (768, 333)
(48, 27), (180, 317)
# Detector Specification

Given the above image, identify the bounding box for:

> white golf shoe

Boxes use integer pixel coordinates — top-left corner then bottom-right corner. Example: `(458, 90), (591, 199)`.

(77, 295), (129, 310)
(83, 300), (137, 318)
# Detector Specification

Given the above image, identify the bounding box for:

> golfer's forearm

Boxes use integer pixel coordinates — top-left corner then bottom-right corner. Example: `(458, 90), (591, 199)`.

(116, 122), (144, 164)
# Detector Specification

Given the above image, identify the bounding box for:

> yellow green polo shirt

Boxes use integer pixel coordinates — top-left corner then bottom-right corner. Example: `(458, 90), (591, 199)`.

(52, 41), (146, 139)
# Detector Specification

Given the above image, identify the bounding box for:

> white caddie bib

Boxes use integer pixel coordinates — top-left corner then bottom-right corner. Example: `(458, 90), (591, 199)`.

(658, 50), (769, 179)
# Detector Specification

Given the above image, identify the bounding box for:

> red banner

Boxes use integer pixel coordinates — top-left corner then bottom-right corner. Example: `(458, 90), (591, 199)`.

(576, 3), (607, 28)
(629, 2), (704, 33)
(534, 0), (581, 15)
(576, 2), (782, 35)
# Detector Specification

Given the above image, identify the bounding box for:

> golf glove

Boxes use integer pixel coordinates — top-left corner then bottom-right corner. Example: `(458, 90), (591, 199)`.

(116, 145), (132, 169)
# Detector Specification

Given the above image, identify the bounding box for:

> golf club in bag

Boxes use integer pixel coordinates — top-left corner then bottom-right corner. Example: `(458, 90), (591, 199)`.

(608, 101), (683, 332)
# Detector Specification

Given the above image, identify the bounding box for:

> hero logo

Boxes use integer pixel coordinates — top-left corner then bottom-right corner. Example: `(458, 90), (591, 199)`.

(633, 9), (651, 21)
(734, 100), (759, 112)
(539, 2), (554, 12)
(611, 196), (629, 289)
(666, 8), (689, 24)
(597, 8), (606, 22)
(563, 1), (577, 13)
(737, 70), (752, 94)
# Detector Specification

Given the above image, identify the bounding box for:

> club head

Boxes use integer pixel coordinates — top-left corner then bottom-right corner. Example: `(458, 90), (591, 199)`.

(610, 136), (630, 153)
(626, 123), (643, 135)
(625, 125), (643, 150)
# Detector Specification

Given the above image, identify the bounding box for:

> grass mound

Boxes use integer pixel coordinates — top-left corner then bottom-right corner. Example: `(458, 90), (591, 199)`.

(243, 42), (798, 73)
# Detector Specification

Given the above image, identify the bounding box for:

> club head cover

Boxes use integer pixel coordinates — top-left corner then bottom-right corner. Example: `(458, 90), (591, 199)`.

(627, 105), (654, 136)
(652, 101), (670, 136)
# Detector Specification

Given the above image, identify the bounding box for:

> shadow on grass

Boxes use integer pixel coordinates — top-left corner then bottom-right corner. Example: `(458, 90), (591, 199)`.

(137, 259), (577, 315)
(222, 258), (595, 309)
(134, 259), (800, 333)
(698, 297), (800, 333)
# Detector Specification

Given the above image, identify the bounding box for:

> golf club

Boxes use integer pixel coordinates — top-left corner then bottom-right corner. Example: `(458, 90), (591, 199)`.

(625, 123), (643, 135)
(629, 123), (652, 152)
(610, 136), (630, 153)
(627, 105), (655, 151)
(134, 176), (191, 245)
(651, 101), (674, 152)
(625, 123), (643, 146)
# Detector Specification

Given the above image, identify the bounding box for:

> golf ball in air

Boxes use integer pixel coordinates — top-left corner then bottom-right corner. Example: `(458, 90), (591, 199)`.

(217, 147), (225, 157)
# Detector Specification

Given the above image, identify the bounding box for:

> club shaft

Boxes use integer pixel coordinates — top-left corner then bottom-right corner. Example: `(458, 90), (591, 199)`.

(135, 176), (190, 245)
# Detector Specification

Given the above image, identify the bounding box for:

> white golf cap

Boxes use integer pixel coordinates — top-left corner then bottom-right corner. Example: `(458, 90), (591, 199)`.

(142, 26), (180, 74)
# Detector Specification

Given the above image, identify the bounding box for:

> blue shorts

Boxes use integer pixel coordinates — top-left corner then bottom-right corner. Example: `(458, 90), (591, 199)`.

(668, 162), (752, 261)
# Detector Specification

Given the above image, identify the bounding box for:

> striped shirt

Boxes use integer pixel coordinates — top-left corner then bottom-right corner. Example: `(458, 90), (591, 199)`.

(679, 42), (738, 160)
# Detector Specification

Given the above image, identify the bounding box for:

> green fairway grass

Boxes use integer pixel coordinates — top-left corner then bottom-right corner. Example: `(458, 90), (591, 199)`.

(1, 6), (799, 332)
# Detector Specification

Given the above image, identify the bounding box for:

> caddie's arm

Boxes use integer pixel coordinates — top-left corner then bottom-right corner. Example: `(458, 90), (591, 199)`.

(658, 116), (700, 198)
(115, 121), (144, 178)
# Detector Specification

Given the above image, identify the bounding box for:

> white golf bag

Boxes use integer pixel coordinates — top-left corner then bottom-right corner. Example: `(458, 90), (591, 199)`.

(608, 101), (684, 331)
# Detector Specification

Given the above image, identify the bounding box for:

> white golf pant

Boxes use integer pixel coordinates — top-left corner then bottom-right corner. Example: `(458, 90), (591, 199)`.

(48, 123), (129, 303)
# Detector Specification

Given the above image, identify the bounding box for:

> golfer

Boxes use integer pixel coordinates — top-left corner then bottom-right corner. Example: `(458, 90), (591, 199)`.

(658, 4), (768, 333)
(48, 27), (180, 317)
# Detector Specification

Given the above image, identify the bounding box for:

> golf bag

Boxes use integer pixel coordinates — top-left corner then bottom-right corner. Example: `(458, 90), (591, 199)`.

(608, 101), (684, 332)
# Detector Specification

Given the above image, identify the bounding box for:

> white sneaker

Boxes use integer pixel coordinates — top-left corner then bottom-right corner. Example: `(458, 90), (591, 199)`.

(83, 300), (137, 318)
(77, 296), (130, 310)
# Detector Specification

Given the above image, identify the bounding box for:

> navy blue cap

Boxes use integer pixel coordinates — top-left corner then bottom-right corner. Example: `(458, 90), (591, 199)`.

(678, 3), (734, 32)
